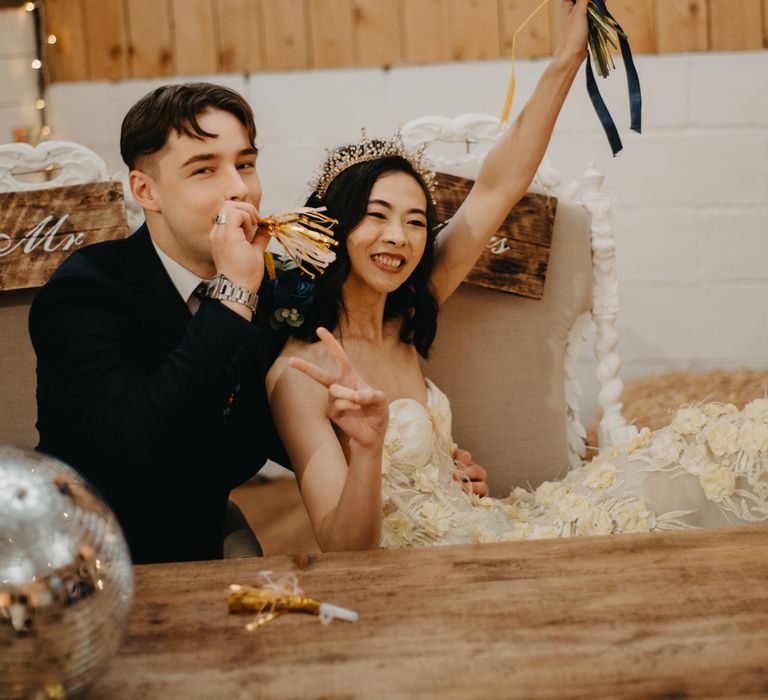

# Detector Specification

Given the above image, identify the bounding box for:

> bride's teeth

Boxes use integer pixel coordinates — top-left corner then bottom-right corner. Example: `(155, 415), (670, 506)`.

(373, 254), (402, 269)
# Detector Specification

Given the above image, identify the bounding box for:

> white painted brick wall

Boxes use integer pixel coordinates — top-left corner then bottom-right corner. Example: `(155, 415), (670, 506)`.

(2, 21), (766, 424)
(0, 7), (38, 144)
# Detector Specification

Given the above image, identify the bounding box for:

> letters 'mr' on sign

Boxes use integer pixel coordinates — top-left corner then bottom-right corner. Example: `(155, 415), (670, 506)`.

(0, 215), (84, 258)
(0, 182), (128, 292)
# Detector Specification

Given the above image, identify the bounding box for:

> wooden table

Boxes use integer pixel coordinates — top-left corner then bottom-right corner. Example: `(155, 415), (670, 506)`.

(90, 525), (768, 699)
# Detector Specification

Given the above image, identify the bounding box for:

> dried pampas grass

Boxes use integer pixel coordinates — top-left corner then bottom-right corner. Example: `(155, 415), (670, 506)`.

(588, 368), (768, 447)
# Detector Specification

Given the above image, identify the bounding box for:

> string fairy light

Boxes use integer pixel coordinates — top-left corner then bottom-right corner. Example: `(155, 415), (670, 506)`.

(16, 0), (51, 144)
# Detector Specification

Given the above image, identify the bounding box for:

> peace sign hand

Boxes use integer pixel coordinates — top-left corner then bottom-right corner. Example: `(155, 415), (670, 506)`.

(288, 327), (389, 450)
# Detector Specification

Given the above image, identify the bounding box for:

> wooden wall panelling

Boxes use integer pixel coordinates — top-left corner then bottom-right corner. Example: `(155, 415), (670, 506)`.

(216, 0), (264, 73)
(654, 0), (708, 52)
(545, 0), (655, 55)
(607, 0), (655, 54)
(82, 0), (129, 81)
(44, 0), (89, 82)
(261, 0), (310, 71)
(42, 0), (768, 85)
(126, 0), (175, 78)
(499, 0), (552, 60)
(402, 0), (450, 64)
(352, 0), (402, 67)
(764, 0), (768, 47)
(309, 0), (356, 68)
(447, 0), (500, 61)
(171, 0), (219, 75)
(709, 0), (763, 51)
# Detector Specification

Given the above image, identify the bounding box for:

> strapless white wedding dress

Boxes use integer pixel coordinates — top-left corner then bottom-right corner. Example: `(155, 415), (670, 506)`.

(379, 379), (768, 548)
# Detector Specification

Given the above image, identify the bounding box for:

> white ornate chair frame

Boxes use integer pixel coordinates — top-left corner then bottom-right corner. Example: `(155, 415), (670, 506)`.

(402, 113), (637, 468)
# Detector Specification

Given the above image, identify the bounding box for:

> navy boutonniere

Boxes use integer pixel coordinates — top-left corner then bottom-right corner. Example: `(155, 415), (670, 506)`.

(261, 254), (316, 330)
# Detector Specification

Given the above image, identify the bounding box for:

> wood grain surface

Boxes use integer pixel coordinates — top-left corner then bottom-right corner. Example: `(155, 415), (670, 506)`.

(44, 0), (768, 83)
(90, 524), (768, 699)
(434, 172), (555, 300)
(0, 182), (127, 292)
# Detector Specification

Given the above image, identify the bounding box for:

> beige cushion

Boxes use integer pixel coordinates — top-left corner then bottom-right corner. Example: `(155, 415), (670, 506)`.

(422, 200), (592, 496)
(0, 289), (39, 448)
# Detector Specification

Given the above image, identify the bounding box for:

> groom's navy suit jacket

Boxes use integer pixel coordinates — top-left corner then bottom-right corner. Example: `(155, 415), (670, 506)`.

(29, 225), (286, 564)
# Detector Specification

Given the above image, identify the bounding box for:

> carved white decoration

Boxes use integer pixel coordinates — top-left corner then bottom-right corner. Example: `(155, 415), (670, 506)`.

(0, 141), (144, 232)
(568, 162), (637, 449)
(564, 310), (594, 467)
(0, 141), (109, 191)
(402, 113), (636, 467)
(401, 114), (499, 179)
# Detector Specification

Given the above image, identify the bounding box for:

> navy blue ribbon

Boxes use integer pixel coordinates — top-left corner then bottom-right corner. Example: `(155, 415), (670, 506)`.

(585, 0), (642, 155)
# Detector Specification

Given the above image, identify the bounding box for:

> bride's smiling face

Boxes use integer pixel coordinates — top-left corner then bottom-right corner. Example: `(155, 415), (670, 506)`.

(345, 170), (428, 294)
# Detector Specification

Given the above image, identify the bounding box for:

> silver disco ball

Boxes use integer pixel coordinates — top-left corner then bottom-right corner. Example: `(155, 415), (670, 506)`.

(0, 446), (133, 698)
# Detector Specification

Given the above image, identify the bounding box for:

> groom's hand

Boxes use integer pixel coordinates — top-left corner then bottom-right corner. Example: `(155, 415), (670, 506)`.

(453, 447), (489, 497)
(209, 200), (269, 294)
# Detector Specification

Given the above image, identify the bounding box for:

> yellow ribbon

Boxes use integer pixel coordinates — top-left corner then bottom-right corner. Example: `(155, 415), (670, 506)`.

(500, 0), (552, 124)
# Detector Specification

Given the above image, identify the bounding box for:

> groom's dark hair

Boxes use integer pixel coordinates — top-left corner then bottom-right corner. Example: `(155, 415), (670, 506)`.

(120, 82), (256, 171)
(289, 155), (439, 358)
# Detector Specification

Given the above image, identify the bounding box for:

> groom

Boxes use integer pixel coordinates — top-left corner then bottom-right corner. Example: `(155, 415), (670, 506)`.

(30, 83), (286, 564)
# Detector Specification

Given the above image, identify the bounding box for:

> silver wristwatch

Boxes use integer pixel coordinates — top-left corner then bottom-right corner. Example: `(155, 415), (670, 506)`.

(205, 274), (259, 313)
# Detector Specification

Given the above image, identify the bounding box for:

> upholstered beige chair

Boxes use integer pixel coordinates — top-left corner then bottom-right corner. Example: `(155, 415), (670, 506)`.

(0, 289), (37, 449)
(403, 114), (637, 497)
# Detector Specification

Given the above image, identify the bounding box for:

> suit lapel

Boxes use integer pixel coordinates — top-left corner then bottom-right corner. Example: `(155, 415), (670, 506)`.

(123, 225), (192, 359)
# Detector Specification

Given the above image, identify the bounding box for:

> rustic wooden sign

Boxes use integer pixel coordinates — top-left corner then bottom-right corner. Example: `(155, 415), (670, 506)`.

(434, 172), (556, 300)
(0, 181), (128, 292)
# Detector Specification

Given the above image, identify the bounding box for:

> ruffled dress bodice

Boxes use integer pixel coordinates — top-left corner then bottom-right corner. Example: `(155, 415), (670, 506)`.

(379, 380), (768, 548)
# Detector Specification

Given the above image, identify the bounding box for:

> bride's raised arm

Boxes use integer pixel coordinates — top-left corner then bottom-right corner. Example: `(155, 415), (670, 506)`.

(430, 0), (588, 305)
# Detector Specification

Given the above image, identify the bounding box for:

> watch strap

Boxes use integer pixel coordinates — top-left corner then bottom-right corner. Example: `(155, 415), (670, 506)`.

(206, 274), (258, 313)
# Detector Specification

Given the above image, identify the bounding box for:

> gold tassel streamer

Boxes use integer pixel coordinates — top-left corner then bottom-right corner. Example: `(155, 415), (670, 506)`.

(500, 1), (627, 122)
(258, 207), (339, 279)
(264, 251), (277, 281)
(228, 572), (358, 631)
(585, 1), (626, 78)
(500, 0), (551, 124)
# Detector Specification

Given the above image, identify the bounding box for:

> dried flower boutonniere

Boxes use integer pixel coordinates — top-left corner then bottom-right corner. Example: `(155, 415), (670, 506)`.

(261, 252), (316, 330)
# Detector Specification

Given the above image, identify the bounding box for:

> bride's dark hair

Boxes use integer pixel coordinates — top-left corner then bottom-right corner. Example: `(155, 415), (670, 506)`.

(287, 154), (439, 358)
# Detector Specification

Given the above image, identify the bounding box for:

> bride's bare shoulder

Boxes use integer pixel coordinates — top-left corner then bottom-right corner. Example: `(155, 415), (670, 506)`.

(267, 336), (328, 396)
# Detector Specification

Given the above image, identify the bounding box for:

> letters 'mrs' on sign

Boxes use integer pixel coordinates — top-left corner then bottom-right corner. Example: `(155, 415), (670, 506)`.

(0, 182), (128, 292)
(433, 172), (556, 300)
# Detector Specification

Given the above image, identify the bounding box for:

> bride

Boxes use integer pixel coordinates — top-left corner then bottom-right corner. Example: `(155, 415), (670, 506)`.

(266, 0), (768, 551)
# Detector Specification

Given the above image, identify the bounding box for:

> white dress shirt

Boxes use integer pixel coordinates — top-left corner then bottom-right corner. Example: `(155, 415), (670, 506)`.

(151, 239), (207, 314)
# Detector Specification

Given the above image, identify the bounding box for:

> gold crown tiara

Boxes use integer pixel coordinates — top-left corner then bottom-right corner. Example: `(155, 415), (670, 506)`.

(309, 129), (437, 199)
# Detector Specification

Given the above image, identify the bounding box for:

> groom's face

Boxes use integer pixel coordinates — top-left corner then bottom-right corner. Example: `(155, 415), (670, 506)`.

(139, 108), (262, 276)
